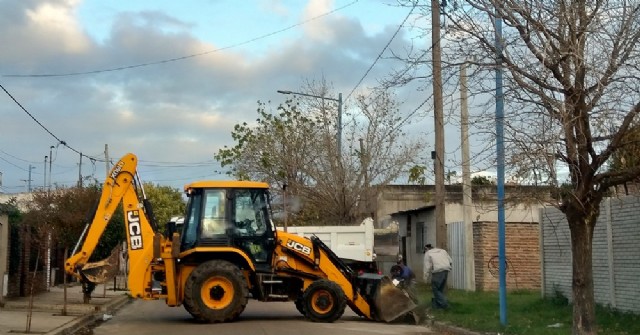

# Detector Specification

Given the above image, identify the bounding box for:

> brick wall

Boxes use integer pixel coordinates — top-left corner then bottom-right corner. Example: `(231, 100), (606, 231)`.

(474, 221), (540, 291)
(7, 271), (47, 298)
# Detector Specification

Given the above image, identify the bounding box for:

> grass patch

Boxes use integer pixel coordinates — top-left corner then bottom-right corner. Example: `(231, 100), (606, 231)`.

(414, 284), (640, 335)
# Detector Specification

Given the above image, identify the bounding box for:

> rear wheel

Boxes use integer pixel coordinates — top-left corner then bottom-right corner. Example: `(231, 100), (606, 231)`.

(183, 260), (248, 323)
(302, 279), (346, 322)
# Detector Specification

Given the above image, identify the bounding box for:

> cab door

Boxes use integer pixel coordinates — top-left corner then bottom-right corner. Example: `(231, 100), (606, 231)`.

(230, 189), (275, 271)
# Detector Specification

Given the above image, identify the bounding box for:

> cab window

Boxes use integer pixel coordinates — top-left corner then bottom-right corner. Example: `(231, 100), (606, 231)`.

(201, 189), (227, 237)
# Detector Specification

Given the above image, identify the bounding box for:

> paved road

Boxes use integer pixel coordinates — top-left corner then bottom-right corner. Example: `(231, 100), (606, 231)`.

(91, 299), (435, 335)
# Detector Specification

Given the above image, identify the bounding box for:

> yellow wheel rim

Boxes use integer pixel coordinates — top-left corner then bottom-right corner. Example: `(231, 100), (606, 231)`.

(310, 290), (334, 314)
(201, 276), (234, 310)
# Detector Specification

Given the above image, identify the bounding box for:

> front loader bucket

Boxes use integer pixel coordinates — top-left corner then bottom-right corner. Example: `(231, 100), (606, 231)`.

(80, 247), (120, 284)
(373, 276), (417, 322)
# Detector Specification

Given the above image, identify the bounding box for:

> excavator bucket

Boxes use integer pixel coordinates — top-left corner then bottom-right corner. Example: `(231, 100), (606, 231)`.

(372, 276), (417, 322)
(80, 246), (120, 284)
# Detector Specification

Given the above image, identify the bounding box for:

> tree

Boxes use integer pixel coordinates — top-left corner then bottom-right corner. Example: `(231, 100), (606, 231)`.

(142, 182), (186, 231)
(471, 175), (493, 186)
(216, 85), (425, 225)
(24, 186), (125, 262)
(390, 1), (639, 333)
(609, 122), (640, 190)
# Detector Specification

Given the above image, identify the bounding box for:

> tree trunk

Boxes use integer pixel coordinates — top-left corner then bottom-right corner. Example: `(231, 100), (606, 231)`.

(567, 205), (597, 335)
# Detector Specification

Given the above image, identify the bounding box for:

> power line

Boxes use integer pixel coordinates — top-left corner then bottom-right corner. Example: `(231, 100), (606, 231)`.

(0, 83), (66, 146)
(0, 82), (105, 162)
(0, 149), (36, 164)
(345, 2), (416, 101)
(2, 1), (359, 78)
(0, 156), (28, 171)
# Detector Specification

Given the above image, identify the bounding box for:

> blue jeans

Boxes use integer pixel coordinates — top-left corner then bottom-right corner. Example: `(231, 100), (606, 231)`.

(431, 271), (449, 309)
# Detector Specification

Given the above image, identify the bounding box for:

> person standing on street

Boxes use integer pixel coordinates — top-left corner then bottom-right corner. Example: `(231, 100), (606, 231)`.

(423, 243), (452, 309)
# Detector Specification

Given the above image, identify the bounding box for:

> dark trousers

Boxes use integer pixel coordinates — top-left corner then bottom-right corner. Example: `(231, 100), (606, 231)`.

(431, 270), (449, 309)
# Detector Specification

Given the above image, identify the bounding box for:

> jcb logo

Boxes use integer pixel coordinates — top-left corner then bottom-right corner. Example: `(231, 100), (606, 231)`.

(286, 240), (311, 255)
(127, 210), (143, 250)
(110, 161), (125, 180)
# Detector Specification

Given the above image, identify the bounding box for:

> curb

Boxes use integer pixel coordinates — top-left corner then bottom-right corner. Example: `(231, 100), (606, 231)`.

(45, 294), (131, 335)
(431, 321), (485, 335)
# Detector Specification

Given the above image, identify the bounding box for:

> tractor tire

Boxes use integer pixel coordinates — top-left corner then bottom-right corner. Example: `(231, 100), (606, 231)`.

(302, 279), (346, 323)
(183, 260), (248, 323)
(294, 296), (306, 316)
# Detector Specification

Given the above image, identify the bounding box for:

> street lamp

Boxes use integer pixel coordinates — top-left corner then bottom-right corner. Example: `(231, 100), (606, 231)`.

(276, 90), (343, 153)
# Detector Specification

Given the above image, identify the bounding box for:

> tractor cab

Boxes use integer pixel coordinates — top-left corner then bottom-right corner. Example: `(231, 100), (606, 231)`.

(180, 181), (277, 270)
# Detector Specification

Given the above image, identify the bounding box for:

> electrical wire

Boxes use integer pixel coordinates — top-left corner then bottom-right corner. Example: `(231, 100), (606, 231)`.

(344, 2), (416, 101)
(0, 83), (66, 146)
(2, 1), (359, 78)
(0, 82), (106, 162)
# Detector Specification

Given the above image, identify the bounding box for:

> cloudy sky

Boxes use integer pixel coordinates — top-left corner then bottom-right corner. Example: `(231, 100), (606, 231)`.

(1, 0), (443, 193)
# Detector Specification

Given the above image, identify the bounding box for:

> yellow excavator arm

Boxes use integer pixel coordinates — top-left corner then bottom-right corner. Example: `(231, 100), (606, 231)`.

(64, 153), (158, 298)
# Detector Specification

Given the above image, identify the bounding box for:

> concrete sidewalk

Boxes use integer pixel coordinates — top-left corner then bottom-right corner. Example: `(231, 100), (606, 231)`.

(0, 283), (130, 335)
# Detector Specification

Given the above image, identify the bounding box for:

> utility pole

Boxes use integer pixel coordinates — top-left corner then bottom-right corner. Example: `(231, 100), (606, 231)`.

(337, 93), (343, 154)
(48, 145), (54, 191)
(44, 156), (48, 190)
(27, 165), (35, 192)
(461, 61), (475, 291)
(104, 144), (110, 178)
(78, 153), (83, 187)
(432, 0), (447, 250)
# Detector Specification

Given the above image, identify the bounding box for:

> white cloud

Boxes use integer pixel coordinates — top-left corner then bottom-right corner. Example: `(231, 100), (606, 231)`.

(302, 0), (337, 43)
(25, 0), (91, 54)
(0, 0), (425, 192)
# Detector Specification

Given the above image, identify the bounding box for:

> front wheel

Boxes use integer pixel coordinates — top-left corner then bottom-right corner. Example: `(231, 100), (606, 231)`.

(294, 295), (306, 316)
(302, 279), (346, 322)
(183, 260), (248, 323)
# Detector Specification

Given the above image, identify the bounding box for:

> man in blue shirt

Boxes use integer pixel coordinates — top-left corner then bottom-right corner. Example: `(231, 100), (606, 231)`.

(391, 256), (416, 301)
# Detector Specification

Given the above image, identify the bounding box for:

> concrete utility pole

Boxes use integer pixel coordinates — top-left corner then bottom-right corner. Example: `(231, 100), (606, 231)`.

(48, 145), (54, 191)
(44, 156), (48, 189)
(461, 61), (475, 291)
(27, 165), (35, 192)
(77, 153), (83, 187)
(432, 0), (447, 250)
(104, 144), (110, 178)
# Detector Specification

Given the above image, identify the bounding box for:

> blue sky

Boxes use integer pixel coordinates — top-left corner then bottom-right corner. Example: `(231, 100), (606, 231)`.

(1, 0), (446, 193)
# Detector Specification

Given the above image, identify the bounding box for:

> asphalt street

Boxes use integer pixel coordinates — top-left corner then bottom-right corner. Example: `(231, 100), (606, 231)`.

(90, 299), (436, 335)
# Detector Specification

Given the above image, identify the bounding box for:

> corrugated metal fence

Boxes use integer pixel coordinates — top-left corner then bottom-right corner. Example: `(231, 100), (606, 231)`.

(447, 221), (467, 289)
(541, 196), (640, 314)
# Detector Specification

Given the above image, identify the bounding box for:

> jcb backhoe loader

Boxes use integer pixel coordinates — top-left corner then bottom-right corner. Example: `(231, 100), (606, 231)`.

(65, 153), (416, 323)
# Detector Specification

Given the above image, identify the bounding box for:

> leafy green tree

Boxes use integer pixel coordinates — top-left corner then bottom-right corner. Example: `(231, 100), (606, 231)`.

(471, 176), (494, 186)
(216, 99), (323, 224)
(142, 182), (186, 231)
(216, 86), (424, 225)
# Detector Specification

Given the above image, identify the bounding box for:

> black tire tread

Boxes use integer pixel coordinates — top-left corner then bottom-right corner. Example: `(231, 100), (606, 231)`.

(302, 279), (346, 323)
(183, 260), (248, 323)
